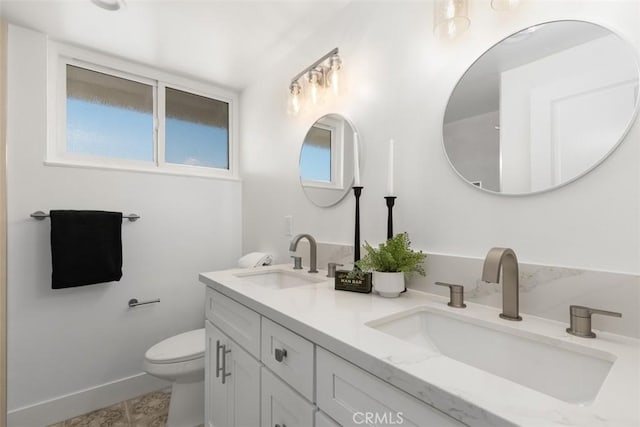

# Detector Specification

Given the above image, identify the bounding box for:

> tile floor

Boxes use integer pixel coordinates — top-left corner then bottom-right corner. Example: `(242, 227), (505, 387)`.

(48, 390), (170, 427)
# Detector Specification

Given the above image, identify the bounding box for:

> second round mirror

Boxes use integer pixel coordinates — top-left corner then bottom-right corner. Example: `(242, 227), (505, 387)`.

(443, 20), (640, 195)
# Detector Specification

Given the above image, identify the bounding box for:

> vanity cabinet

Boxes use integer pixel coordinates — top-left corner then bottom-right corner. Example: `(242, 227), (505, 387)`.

(205, 286), (466, 427)
(205, 321), (261, 427)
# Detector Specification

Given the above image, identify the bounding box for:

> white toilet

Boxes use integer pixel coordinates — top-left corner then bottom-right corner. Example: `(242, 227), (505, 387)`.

(143, 328), (205, 427)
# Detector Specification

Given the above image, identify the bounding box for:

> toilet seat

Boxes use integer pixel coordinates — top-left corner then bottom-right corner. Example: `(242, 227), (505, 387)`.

(145, 328), (205, 364)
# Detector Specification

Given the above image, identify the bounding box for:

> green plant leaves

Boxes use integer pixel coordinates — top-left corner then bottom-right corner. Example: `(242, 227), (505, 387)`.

(356, 232), (426, 275)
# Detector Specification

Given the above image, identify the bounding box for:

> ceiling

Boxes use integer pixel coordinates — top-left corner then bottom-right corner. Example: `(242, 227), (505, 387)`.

(0, 0), (351, 91)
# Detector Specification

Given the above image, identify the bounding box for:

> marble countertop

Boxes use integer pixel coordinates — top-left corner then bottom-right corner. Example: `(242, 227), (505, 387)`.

(199, 264), (640, 427)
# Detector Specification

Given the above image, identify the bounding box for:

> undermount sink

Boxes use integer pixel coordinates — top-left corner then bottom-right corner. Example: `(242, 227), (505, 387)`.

(367, 307), (615, 404)
(233, 269), (325, 289)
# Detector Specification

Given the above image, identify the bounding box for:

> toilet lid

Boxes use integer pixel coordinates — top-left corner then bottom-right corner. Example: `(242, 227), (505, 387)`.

(145, 328), (205, 364)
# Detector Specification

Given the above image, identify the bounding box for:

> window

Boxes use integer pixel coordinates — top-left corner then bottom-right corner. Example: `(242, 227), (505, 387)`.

(66, 65), (154, 162)
(48, 43), (237, 178)
(165, 87), (229, 169)
(300, 126), (332, 182)
(299, 115), (344, 189)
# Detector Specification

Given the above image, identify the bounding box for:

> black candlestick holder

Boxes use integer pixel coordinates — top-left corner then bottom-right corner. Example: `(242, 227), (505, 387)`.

(353, 186), (363, 263)
(385, 196), (397, 240)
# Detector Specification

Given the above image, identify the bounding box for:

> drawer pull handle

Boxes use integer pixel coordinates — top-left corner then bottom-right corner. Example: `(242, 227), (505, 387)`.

(221, 345), (231, 384)
(275, 424), (286, 427)
(274, 348), (287, 362)
(215, 340), (223, 378)
(216, 340), (232, 384)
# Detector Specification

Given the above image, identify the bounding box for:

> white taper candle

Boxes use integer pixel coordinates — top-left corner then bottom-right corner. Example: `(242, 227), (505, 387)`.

(353, 132), (361, 186)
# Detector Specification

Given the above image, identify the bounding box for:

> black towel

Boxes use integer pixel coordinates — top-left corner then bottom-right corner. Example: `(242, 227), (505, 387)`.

(50, 210), (123, 289)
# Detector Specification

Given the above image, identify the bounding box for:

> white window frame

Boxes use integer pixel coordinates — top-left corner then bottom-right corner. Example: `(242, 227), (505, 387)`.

(301, 116), (345, 190)
(46, 41), (239, 180)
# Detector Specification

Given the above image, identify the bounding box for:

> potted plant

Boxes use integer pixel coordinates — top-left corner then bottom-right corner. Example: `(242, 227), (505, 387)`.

(356, 232), (427, 297)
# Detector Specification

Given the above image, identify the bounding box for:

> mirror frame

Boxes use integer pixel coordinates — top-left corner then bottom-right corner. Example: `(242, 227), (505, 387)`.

(442, 19), (640, 196)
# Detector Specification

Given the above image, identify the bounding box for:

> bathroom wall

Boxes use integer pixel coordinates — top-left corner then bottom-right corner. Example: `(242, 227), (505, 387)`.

(6, 25), (242, 424)
(240, 1), (639, 274)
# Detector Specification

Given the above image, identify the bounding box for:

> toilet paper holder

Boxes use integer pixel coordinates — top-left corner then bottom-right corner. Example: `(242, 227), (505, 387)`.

(128, 298), (160, 308)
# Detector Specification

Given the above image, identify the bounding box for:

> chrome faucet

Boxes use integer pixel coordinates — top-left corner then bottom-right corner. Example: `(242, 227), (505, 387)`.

(481, 247), (522, 321)
(289, 234), (318, 273)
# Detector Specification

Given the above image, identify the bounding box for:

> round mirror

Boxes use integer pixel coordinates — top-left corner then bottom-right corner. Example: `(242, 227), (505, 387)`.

(443, 20), (640, 195)
(299, 114), (359, 207)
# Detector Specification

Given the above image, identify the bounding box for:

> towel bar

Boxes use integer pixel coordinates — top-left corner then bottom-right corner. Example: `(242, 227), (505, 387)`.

(128, 298), (160, 308)
(31, 211), (140, 222)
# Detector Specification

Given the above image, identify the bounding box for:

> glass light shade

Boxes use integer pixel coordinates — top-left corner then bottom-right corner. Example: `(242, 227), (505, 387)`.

(307, 69), (322, 106)
(91, 0), (125, 11)
(491, 0), (520, 11)
(287, 81), (301, 115)
(327, 54), (342, 96)
(434, 0), (470, 39)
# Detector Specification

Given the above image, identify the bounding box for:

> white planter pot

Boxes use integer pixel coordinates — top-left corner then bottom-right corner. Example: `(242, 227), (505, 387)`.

(373, 271), (405, 298)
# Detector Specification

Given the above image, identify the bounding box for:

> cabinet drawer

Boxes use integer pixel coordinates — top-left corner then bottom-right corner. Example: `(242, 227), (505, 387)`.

(261, 317), (314, 401)
(206, 287), (261, 358)
(317, 348), (466, 427)
(261, 368), (315, 427)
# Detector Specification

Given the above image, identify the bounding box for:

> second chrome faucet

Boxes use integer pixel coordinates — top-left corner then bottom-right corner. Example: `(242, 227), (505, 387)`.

(289, 233), (318, 273)
(482, 247), (522, 321)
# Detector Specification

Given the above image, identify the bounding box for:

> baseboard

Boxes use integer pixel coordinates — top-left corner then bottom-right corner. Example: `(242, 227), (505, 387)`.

(7, 372), (170, 427)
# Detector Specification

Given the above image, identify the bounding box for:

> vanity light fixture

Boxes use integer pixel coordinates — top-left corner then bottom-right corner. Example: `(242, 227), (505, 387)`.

(491, 0), (521, 11)
(288, 48), (342, 115)
(433, 0), (470, 39)
(90, 0), (126, 11)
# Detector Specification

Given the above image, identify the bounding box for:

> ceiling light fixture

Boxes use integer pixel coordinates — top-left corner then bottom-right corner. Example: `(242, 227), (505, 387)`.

(288, 48), (342, 116)
(90, 0), (126, 11)
(433, 0), (470, 39)
(491, 0), (521, 11)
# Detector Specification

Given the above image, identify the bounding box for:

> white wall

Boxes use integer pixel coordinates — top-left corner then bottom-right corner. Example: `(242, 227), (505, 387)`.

(240, 1), (640, 274)
(443, 111), (500, 191)
(6, 24), (242, 416)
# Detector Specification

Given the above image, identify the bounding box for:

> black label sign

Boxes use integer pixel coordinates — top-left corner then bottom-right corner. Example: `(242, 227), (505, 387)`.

(334, 270), (372, 293)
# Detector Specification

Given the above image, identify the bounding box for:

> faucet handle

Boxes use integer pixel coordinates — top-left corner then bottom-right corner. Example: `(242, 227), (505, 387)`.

(291, 256), (303, 270)
(327, 262), (344, 278)
(566, 305), (622, 338)
(434, 282), (466, 308)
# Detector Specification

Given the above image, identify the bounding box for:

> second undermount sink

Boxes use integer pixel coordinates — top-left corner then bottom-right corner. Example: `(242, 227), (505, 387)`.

(367, 307), (615, 404)
(233, 269), (325, 290)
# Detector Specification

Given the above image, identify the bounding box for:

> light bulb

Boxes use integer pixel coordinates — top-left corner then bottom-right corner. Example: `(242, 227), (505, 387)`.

(434, 0), (470, 39)
(308, 69), (322, 106)
(327, 54), (342, 96)
(288, 81), (301, 115)
(91, 0), (125, 11)
(491, 0), (520, 11)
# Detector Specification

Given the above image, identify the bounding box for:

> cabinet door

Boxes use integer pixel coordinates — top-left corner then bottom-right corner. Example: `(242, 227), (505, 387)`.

(261, 368), (315, 427)
(317, 348), (466, 427)
(206, 321), (261, 427)
(206, 321), (230, 427)
(227, 338), (261, 427)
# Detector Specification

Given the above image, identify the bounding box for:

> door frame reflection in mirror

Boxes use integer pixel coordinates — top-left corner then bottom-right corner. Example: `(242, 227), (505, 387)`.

(299, 113), (358, 208)
(442, 19), (640, 196)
